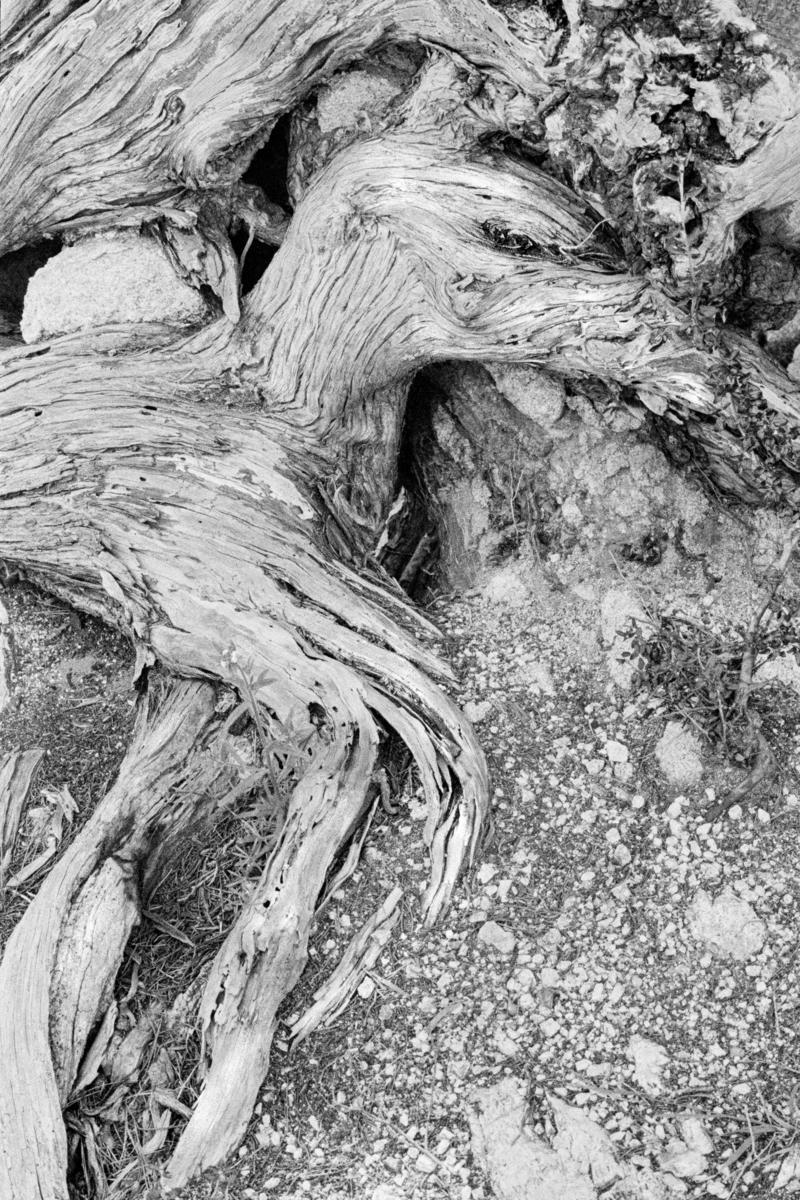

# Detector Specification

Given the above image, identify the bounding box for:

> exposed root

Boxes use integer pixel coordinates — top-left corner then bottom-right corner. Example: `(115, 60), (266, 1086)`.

(0, 678), (228, 1200)
(3, 36), (800, 1200)
(0, 747), (44, 882)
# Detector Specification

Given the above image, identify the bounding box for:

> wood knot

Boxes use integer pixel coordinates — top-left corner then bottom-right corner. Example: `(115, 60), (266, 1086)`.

(161, 92), (185, 124)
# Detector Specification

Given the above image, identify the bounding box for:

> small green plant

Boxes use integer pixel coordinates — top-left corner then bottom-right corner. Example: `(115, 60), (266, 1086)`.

(639, 528), (800, 816)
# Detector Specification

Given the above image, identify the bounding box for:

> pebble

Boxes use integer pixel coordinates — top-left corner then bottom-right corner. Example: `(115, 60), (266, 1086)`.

(477, 921), (516, 954)
(464, 699), (492, 723)
(687, 887), (767, 962)
(357, 976), (376, 1000)
(612, 843), (632, 867)
(628, 1036), (668, 1096)
(679, 1115), (713, 1155)
(604, 740), (629, 763)
(659, 1140), (707, 1178)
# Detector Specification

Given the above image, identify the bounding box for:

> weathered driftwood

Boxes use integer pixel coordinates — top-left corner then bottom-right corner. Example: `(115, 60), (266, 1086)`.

(0, 0), (546, 257)
(4, 2), (800, 1196)
(0, 746), (43, 882)
(3, 101), (800, 1195)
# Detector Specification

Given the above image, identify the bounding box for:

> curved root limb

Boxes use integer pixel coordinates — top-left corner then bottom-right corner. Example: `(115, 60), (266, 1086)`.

(0, 678), (226, 1200)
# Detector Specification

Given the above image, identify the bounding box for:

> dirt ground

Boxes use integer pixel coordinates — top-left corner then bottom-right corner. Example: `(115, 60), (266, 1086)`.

(2, 543), (800, 1200)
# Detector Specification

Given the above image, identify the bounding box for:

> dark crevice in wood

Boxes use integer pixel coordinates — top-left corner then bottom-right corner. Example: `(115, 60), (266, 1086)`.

(229, 115), (295, 292)
(228, 229), (279, 294)
(0, 239), (61, 336)
(242, 115), (293, 213)
(388, 374), (442, 601)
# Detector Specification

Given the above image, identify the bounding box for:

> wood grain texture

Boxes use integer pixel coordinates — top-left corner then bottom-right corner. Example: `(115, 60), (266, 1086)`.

(4, 5), (800, 1194)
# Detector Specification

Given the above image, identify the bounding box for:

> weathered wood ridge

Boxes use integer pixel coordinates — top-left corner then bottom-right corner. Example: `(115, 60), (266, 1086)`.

(3, 0), (800, 1195)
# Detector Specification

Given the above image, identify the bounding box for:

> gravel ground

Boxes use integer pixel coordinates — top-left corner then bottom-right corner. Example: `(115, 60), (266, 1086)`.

(180, 550), (800, 1200)
(2, 550), (800, 1200)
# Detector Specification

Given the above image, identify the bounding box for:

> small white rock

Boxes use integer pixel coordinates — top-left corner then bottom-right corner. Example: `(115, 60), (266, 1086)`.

(464, 699), (492, 724)
(478, 921), (516, 955)
(655, 721), (704, 788)
(541, 967), (560, 989)
(628, 1035), (668, 1096)
(494, 1029), (520, 1058)
(357, 975), (376, 1000)
(660, 1140), (707, 1179)
(687, 887), (767, 962)
(605, 740), (629, 763)
(613, 843), (632, 867)
(679, 1115), (714, 1155)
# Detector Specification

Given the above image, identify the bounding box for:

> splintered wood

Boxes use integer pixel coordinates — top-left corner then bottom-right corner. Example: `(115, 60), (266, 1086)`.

(0, 747), (44, 884)
(288, 886), (403, 1045)
(0, 599), (12, 713)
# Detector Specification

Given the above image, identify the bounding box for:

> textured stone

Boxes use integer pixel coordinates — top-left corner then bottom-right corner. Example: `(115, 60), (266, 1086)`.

(487, 363), (566, 427)
(316, 70), (403, 133)
(754, 652), (800, 696)
(678, 1115), (713, 1156)
(468, 1078), (595, 1200)
(477, 921), (516, 955)
(21, 233), (209, 342)
(687, 886), (767, 961)
(654, 722), (704, 788)
(659, 1140), (707, 1179)
(628, 1035), (668, 1097)
(550, 1096), (621, 1190)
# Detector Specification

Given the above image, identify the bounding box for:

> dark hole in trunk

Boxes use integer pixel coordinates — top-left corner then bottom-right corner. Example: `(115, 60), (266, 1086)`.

(243, 113), (293, 210)
(0, 238), (61, 339)
(229, 232), (280, 294)
(230, 114), (294, 293)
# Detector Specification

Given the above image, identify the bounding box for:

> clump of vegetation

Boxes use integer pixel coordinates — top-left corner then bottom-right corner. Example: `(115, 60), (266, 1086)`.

(639, 529), (800, 816)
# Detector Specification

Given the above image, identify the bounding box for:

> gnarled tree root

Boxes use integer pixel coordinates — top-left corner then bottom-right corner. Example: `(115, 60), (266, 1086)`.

(4, 72), (800, 1198)
(0, 678), (228, 1200)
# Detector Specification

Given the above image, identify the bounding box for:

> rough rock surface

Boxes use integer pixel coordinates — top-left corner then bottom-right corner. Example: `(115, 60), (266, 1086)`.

(486, 363), (566, 427)
(469, 1080), (686, 1200)
(628, 1035), (668, 1097)
(21, 234), (210, 342)
(654, 721), (704, 788)
(468, 1079), (595, 1200)
(686, 886), (768, 961)
(315, 70), (404, 134)
(754, 651), (800, 696)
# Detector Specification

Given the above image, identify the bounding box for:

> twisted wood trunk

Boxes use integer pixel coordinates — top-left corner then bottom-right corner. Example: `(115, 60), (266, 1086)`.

(3, 0), (800, 1196)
